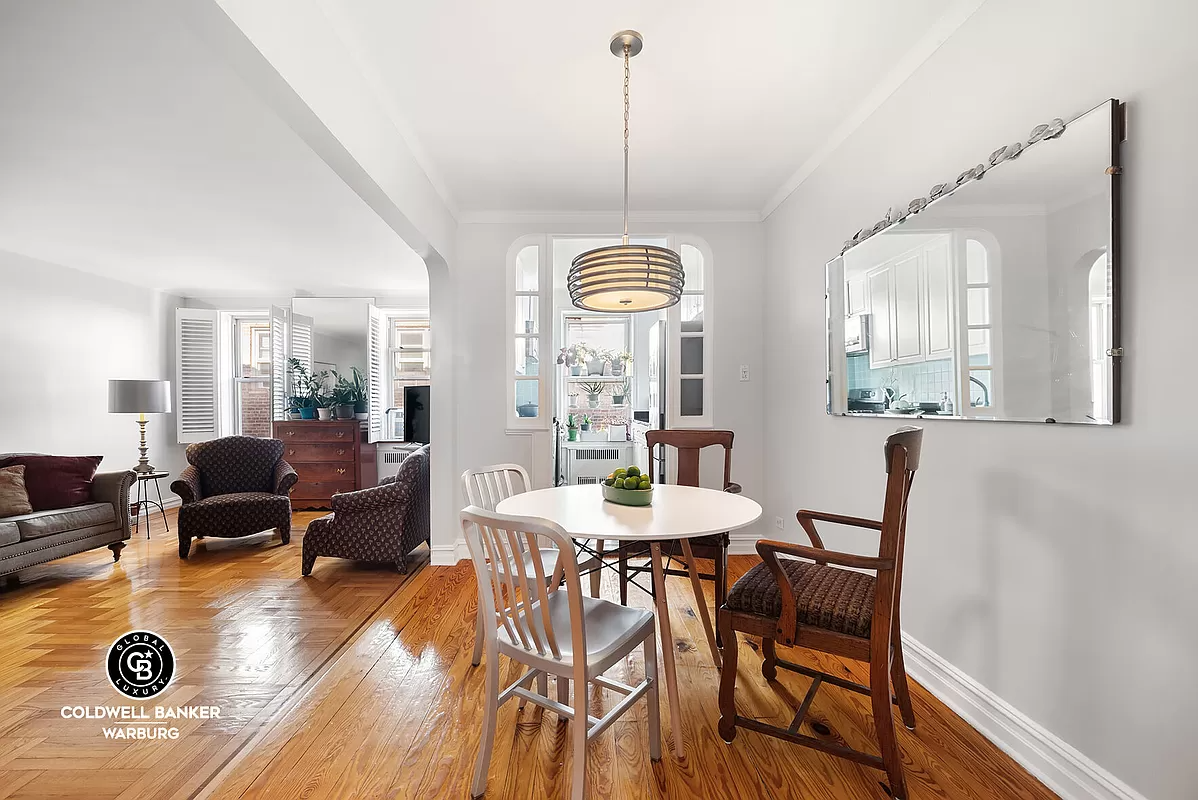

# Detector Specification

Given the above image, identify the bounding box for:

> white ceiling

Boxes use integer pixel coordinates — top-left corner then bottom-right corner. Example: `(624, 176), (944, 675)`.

(322, 0), (957, 215)
(0, 0), (427, 298)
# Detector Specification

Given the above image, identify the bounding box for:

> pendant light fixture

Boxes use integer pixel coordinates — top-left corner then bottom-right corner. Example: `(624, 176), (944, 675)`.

(568, 30), (684, 313)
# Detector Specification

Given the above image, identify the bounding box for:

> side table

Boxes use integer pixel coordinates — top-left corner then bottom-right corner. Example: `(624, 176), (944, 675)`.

(133, 471), (170, 539)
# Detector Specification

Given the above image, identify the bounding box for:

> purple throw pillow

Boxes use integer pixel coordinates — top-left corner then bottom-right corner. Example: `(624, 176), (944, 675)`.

(0, 455), (103, 511)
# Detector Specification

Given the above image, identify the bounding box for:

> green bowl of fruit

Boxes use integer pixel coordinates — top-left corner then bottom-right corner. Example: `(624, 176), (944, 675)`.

(601, 465), (653, 506)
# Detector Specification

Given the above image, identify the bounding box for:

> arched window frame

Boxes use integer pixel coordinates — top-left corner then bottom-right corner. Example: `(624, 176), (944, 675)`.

(666, 234), (714, 428)
(506, 234), (550, 431)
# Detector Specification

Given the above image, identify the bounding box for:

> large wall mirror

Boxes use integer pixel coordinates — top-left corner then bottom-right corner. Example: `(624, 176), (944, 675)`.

(826, 99), (1123, 424)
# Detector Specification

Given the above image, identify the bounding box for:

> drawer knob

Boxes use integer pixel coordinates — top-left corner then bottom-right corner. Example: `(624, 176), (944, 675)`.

(336, 468), (346, 475)
(337, 449), (345, 456)
(336, 431), (345, 438)
(288, 449), (295, 456)
(286, 430), (295, 436)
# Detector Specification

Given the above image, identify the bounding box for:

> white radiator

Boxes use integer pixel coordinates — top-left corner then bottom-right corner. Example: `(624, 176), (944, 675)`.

(376, 443), (422, 483)
(563, 444), (632, 485)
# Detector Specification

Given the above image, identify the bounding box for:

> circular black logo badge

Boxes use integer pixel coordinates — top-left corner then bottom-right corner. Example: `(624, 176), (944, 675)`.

(106, 631), (175, 699)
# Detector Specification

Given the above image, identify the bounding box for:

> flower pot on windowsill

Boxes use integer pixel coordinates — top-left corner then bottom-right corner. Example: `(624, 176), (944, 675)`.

(299, 407), (316, 420)
(354, 400), (368, 415)
(611, 394), (626, 406)
(587, 394), (601, 409)
(334, 404), (355, 419)
(570, 365), (583, 376)
(316, 407), (333, 421)
(586, 358), (605, 376)
(610, 363), (625, 377)
(567, 428), (579, 442)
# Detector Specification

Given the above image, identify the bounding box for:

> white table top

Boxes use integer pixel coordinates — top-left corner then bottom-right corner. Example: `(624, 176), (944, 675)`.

(495, 484), (762, 542)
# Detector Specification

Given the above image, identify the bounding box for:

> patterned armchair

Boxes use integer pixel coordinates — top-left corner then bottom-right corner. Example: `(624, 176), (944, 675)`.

(171, 436), (297, 559)
(302, 444), (430, 576)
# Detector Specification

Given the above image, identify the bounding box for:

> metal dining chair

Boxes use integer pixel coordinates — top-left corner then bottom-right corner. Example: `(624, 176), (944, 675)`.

(461, 506), (660, 800)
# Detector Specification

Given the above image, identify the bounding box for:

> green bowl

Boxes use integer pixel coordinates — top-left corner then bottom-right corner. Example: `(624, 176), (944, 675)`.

(601, 483), (654, 507)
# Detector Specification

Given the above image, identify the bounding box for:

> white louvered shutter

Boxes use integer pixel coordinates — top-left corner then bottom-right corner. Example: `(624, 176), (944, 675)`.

(368, 304), (386, 443)
(175, 308), (219, 443)
(289, 312), (313, 379)
(270, 305), (288, 421)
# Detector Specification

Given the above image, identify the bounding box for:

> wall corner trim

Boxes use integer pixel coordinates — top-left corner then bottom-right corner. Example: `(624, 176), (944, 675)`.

(901, 632), (1148, 800)
(430, 539), (470, 566)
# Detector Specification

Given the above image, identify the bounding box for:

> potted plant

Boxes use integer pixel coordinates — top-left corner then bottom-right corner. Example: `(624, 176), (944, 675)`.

(288, 359), (328, 420)
(611, 378), (629, 407)
(585, 347), (606, 376)
(567, 344), (588, 376)
(566, 414), (579, 442)
(580, 415), (592, 432)
(611, 350), (632, 377)
(579, 380), (605, 409)
(315, 392), (335, 421)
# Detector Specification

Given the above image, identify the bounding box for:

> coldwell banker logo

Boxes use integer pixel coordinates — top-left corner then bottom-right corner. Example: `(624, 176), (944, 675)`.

(106, 630), (175, 698)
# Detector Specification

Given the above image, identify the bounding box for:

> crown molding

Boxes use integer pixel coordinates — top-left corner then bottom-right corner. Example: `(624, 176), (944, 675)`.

(457, 209), (764, 225)
(761, 0), (989, 220)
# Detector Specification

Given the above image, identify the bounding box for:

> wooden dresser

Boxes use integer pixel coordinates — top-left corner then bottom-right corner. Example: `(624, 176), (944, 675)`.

(272, 420), (360, 510)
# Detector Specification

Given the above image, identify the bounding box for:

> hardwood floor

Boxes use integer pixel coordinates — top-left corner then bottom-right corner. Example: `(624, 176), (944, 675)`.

(0, 510), (1057, 800)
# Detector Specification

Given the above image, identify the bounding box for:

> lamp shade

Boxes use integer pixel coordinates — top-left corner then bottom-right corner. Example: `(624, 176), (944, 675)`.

(108, 380), (172, 414)
(568, 244), (685, 312)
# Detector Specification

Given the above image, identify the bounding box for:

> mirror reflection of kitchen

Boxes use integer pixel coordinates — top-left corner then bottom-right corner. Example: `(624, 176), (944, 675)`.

(827, 100), (1117, 425)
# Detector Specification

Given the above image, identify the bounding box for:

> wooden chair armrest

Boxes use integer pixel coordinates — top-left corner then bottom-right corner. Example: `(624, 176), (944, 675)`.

(755, 539), (894, 645)
(794, 508), (882, 550)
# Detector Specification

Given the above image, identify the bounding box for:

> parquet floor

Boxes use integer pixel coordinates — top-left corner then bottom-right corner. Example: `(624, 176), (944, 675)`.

(0, 510), (1058, 800)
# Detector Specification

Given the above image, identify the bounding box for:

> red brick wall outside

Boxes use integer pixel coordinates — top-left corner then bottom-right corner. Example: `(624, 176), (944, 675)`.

(240, 382), (272, 438)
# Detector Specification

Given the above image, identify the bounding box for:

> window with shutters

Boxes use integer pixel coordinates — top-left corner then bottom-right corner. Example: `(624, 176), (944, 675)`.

(232, 315), (271, 436)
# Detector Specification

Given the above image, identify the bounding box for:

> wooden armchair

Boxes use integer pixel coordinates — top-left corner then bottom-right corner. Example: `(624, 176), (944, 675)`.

(617, 429), (739, 643)
(717, 426), (922, 800)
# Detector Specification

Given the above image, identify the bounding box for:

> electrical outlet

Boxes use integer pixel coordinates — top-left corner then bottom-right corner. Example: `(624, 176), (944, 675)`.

(739, 364), (750, 382)
(774, 516), (784, 530)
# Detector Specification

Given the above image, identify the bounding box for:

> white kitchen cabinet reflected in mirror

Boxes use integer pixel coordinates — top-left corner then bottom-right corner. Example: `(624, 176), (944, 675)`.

(826, 99), (1122, 425)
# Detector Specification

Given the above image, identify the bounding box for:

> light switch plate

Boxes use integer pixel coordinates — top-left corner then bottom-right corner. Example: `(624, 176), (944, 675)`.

(739, 364), (750, 382)
(774, 516), (784, 530)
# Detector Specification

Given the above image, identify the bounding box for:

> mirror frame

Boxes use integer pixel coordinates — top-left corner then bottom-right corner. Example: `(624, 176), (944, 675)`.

(825, 99), (1125, 425)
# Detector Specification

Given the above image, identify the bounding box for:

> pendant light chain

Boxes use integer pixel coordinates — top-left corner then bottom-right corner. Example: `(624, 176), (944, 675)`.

(622, 43), (631, 243)
(567, 30), (683, 313)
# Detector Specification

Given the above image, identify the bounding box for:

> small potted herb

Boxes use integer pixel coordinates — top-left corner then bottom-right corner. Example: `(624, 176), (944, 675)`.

(579, 381), (605, 408)
(580, 415), (592, 432)
(566, 414), (579, 442)
(567, 344), (588, 376)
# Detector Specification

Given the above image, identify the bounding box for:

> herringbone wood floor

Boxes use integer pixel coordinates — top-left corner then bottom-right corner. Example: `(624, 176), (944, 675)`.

(0, 510), (1057, 800)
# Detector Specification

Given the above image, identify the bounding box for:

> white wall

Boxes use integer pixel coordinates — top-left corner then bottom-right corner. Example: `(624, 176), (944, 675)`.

(452, 218), (767, 552)
(0, 249), (187, 488)
(763, 2), (1198, 798)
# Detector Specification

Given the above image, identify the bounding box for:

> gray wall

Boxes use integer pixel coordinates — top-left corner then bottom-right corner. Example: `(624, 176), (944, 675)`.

(762, 1), (1198, 797)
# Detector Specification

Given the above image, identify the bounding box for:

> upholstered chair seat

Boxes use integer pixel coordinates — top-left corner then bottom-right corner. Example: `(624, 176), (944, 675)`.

(724, 559), (877, 639)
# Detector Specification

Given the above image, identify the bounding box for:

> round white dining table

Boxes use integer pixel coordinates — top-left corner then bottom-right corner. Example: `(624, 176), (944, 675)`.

(496, 483), (762, 757)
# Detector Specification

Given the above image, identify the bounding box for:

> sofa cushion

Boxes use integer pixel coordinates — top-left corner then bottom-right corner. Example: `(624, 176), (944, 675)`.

(0, 455), (103, 511)
(8, 502), (116, 541)
(0, 465), (33, 517)
(0, 521), (19, 547)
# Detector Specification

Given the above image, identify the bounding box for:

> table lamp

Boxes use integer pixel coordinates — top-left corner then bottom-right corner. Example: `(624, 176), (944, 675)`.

(108, 379), (172, 473)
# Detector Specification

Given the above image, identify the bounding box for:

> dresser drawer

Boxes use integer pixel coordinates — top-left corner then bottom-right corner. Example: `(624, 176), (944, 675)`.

(283, 443), (355, 463)
(290, 480), (356, 500)
(294, 462), (355, 483)
(275, 424), (356, 443)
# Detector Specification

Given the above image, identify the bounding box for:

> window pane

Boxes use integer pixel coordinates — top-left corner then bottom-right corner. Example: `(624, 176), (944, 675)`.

(237, 380), (271, 437)
(968, 328), (991, 366)
(968, 369), (994, 408)
(514, 295), (538, 334)
(681, 337), (703, 375)
(516, 245), (539, 291)
(681, 244), (703, 292)
(681, 295), (704, 333)
(396, 327), (430, 349)
(515, 337), (539, 376)
(966, 239), (988, 284)
(680, 378), (703, 416)
(515, 379), (539, 417)
(967, 288), (990, 325)
(237, 320), (271, 378)
(394, 350), (431, 376)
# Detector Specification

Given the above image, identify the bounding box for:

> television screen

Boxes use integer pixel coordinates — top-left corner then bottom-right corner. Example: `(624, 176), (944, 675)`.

(404, 385), (431, 444)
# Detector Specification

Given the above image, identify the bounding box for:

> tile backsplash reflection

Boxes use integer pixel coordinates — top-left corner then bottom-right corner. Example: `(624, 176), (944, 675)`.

(847, 355), (955, 405)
